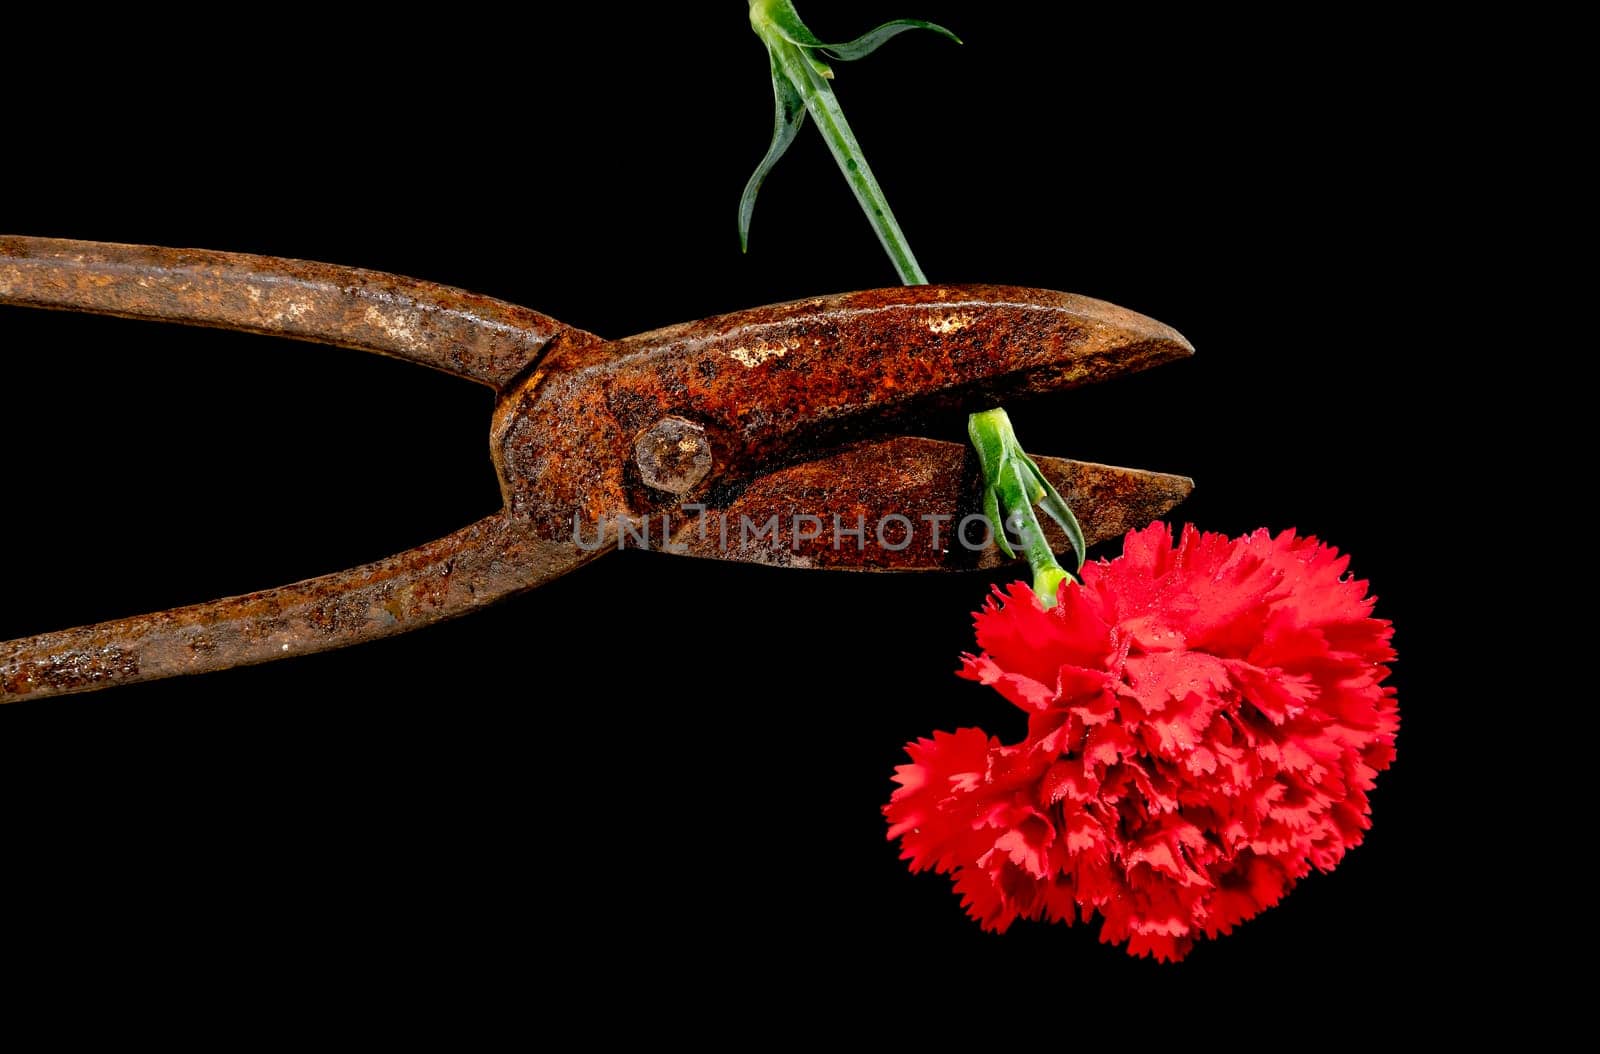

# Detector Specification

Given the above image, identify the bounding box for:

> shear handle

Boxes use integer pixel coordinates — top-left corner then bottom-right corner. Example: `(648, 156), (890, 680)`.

(0, 236), (593, 390)
(0, 513), (601, 704)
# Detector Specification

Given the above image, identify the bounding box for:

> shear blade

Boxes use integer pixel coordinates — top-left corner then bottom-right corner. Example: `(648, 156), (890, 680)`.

(657, 436), (1192, 571)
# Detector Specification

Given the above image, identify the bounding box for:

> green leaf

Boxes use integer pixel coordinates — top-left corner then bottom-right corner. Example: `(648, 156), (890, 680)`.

(983, 484), (1014, 559)
(739, 55), (808, 252)
(821, 19), (961, 61)
(1023, 451), (1088, 571)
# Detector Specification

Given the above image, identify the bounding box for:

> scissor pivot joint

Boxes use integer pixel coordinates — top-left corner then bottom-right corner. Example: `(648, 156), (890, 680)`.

(634, 416), (714, 497)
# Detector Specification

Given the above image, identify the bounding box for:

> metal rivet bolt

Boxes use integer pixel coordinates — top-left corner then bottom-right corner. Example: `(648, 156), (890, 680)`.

(634, 416), (713, 496)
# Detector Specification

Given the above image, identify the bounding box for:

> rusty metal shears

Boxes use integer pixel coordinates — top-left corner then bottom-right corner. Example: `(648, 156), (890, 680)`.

(0, 236), (1193, 702)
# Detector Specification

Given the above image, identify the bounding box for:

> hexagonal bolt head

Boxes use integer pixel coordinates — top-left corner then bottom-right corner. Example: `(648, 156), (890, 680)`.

(633, 416), (714, 496)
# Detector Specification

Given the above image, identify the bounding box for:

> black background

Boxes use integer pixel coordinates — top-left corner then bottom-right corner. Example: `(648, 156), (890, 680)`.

(3, 5), (1467, 1020)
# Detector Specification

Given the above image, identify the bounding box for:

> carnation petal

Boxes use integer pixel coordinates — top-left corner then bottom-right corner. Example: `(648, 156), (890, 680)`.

(959, 653), (1058, 712)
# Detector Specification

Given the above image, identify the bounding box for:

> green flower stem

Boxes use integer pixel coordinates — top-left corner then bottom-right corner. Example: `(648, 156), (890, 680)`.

(741, 2), (1083, 606)
(747, 5), (927, 284)
(969, 409), (1074, 603)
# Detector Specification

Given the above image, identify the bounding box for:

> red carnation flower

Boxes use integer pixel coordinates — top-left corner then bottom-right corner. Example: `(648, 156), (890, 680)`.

(885, 523), (1397, 961)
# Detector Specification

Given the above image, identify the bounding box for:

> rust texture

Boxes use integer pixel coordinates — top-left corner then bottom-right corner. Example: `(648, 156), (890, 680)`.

(0, 236), (594, 390)
(494, 285), (1192, 538)
(2, 238), (1194, 703)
